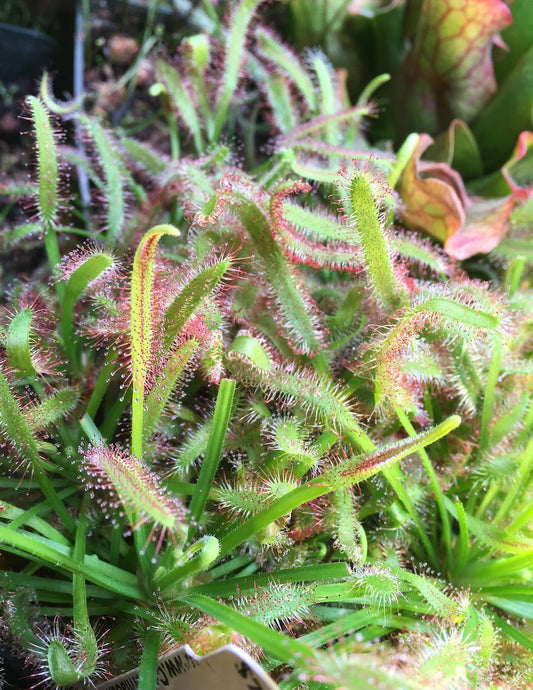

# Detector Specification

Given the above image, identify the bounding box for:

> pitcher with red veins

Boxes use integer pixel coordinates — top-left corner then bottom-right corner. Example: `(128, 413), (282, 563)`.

(395, 0), (512, 139)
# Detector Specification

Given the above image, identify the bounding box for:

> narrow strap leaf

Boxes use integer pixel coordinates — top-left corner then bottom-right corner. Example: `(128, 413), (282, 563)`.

(188, 378), (236, 541)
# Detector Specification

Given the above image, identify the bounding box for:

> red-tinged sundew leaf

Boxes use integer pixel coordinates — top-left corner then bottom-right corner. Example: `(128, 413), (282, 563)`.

(396, 0), (512, 137)
(130, 224), (181, 459)
(82, 443), (187, 544)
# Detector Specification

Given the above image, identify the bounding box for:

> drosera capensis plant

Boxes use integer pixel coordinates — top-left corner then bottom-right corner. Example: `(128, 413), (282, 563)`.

(0, 1), (532, 688)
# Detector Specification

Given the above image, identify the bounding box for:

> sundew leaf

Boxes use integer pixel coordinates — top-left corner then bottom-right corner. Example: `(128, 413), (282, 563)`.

(155, 59), (203, 153)
(80, 116), (126, 243)
(143, 339), (198, 442)
(255, 26), (317, 112)
(121, 137), (168, 175)
(26, 96), (58, 228)
(199, 177), (324, 356)
(314, 415), (461, 490)
(265, 74), (298, 133)
(162, 257), (230, 349)
(24, 388), (79, 433)
(213, 0), (264, 140)
(6, 308), (36, 378)
(0, 366), (41, 468)
(82, 443), (187, 542)
(445, 498), (533, 555)
(342, 167), (408, 314)
(130, 224), (181, 459)
(374, 284), (509, 410)
(59, 245), (115, 353)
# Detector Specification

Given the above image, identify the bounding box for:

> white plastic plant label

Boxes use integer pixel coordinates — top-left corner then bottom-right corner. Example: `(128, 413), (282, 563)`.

(96, 644), (280, 690)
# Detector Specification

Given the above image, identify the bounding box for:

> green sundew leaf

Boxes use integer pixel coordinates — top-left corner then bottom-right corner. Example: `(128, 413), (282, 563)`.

(345, 169), (408, 314)
(413, 297), (500, 331)
(390, 233), (449, 278)
(121, 137), (167, 175)
(281, 149), (340, 184)
(182, 35), (212, 133)
(61, 250), (114, 337)
(40, 71), (84, 115)
(445, 497), (533, 555)
(398, 569), (460, 619)
(81, 117), (125, 243)
(227, 334), (272, 371)
(170, 419), (211, 474)
(220, 183), (323, 355)
(155, 535), (220, 590)
(24, 388), (79, 433)
(6, 308), (36, 378)
(2, 223), (41, 244)
(130, 224), (181, 459)
(265, 74), (298, 133)
(282, 202), (354, 243)
(283, 104), (373, 144)
(155, 60), (203, 153)
(26, 96), (58, 227)
(331, 487), (365, 562)
(255, 27), (317, 111)
(213, 0), (263, 140)
(48, 640), (86, 685)
(143, 339), (198, 441)
(162, 258), (230, 348)
(0, 366), (41, 467)
(311, 52), (337, 144)
(490, 392), (530, 444)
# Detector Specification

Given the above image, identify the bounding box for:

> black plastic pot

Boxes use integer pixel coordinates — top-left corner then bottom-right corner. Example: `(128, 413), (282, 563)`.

(0, 22), (57, 83)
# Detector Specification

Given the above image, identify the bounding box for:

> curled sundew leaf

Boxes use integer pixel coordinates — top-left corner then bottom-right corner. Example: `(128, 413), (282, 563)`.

(396, 0), (512, 137)
(130, 224), (181, 459)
